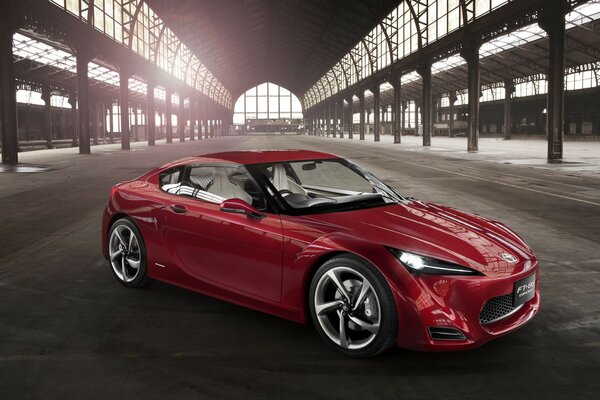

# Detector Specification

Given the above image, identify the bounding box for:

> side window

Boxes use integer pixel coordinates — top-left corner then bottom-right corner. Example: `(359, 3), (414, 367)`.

(159, 167), (182, 190)
(205, 165), (266, 210)
(160, 164), (266, 210)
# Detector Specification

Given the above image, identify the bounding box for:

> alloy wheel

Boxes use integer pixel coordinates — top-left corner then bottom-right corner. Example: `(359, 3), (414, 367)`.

(109, 224), (142, 283)
(313, 266), (381, 350)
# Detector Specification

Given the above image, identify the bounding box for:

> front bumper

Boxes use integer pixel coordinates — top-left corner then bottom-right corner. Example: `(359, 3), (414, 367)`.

(393, 259), (540, 351)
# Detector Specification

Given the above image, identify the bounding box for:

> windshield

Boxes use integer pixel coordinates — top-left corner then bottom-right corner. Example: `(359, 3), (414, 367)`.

(247, 158), (405, 214)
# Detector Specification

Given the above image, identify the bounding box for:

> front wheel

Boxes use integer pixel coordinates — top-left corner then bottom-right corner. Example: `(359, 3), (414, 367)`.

(309, 255), (398, 357)
(108, 218), (153, 288)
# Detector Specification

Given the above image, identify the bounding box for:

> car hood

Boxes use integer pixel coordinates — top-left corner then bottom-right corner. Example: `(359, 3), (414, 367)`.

(302, 201), (535, 276)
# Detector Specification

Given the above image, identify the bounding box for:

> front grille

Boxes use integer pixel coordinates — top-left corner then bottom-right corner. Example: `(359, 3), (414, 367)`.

(479, 294), (522, 325)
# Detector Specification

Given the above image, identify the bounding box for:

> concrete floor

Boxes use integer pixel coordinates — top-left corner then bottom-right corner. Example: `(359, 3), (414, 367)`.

(0, 134), (599, 399)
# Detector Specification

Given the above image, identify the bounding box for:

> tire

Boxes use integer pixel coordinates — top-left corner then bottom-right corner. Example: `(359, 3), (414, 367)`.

(107, 218), (153, 288)
(309, 254), (398, 358)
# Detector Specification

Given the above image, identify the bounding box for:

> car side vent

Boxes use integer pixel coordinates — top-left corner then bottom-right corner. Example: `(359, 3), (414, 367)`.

(428, 327), (466, 341)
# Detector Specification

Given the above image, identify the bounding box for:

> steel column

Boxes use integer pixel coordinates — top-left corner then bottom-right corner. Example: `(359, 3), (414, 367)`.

(358, 92), (365, 140)
(462, 39), (481, 152)
(189, 99), (196, 141)
(372, 86), (380, 142)
(108, 105), (114, 143)
(178, 97), (185, 142)
(448, 91), (456, 138)
(146, 81), (156, 146)
(503, 80), (514, 140)
(91, 100), (99, 145)
(25, 106), (31, 142)
(401, 101), (407, 136)
(393, 79), (401, 144)
(418, 59), (432, 147)
(331, 103), (337, 138)
(414, 101), (419, 132)
(540, 2), (566, 160)
(41, 85), (53, 149)
(338, 101), (344, 139)
(65, 91), (76, 147)
(76, 49), (92, 154)
(346, 97), (353, 139)
(132, 107), (138, 142)
(119, 70), (130, 150)
(197, 101), (203, 140)
(166, 90), (173, 143)
(0, 11), (19, 165)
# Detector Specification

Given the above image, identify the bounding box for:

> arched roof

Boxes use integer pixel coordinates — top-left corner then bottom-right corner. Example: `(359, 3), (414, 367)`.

(144, 0), (401, 99)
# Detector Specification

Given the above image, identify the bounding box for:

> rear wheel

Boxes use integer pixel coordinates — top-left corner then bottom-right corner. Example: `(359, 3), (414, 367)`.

(309, 255), (398, 357)
(108, 218), (153, 288)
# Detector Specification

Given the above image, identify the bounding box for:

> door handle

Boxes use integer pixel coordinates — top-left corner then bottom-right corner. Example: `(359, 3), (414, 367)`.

(170, 205), (188, 214)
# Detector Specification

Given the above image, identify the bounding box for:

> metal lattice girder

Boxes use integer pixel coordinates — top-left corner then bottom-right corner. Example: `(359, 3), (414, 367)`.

(479, 55), (541, 80)
(121, 0), (139, 47)
(565, 35), (600, 61)
(493, 49), (547, 74)
(513, 73), (547, 84)
(566, 61), (600, 73)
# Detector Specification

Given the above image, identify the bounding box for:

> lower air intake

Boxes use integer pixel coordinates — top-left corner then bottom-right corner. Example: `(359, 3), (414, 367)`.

(480, 293), (522, 325)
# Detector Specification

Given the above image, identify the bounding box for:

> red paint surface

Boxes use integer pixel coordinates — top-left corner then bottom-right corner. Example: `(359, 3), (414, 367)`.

(102, 151), (540, 351)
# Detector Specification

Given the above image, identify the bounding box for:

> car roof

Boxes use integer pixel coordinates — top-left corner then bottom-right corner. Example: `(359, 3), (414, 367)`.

(201, 149), (338, 164)
(156, 150), (338, 171)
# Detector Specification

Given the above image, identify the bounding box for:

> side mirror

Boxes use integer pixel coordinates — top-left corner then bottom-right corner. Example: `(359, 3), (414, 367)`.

(219, 198), (265, 219)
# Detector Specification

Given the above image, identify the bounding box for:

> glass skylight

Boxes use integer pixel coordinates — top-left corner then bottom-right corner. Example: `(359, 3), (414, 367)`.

(14, 33), (157, 100)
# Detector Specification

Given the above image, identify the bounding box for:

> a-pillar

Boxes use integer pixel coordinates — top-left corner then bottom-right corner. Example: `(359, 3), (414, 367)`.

(372, 85), (380, 142)
(76, 45), (93, 154)
(461, 37), (481, 151)
(539, 1), (566, 160)
(358, 92), (365, 140)
(165, 89), (173, 143)
(448, 91), (456, 137)
(119, 68), (131, 150)
(178, 96), (186, 142)
(392, 78), (402, 144)
(346, 97), (353, 139)
(503, 80), (514, 140)
(41, 85), (53, 149)
(418, 59), (432, 147)
(0, 6), (20, 165)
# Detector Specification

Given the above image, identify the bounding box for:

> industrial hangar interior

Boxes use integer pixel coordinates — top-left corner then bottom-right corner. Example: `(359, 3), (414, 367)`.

(0, 0), (598, 399)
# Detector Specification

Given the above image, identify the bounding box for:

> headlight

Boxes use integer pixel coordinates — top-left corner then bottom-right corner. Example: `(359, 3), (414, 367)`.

(387, 248), (483, 276)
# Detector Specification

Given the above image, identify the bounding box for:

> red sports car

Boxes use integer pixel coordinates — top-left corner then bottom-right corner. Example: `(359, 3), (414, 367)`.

(102, 150), (540, 357)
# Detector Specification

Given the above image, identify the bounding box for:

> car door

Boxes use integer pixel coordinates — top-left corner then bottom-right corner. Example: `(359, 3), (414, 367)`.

(160, 163), (284, 303)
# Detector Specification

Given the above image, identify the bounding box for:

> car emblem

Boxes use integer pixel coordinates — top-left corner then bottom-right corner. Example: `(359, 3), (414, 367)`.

(501, 253), (518, 263)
